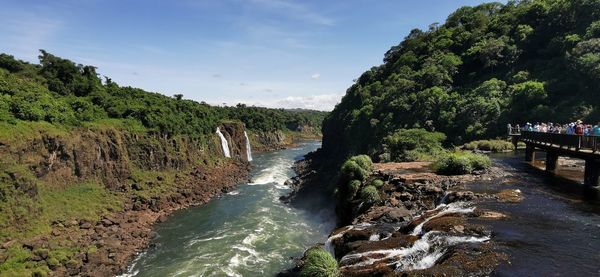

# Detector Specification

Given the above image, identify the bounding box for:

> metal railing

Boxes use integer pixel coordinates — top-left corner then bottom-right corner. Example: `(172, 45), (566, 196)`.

(520, 130), (600, 152)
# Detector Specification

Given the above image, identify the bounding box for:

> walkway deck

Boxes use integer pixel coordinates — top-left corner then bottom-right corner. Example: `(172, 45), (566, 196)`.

(510, 131), (600, 187)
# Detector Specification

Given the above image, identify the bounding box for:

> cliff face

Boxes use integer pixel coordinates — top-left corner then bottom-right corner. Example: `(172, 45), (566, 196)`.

(4, 122), (252, 190)
(248, 126), (322, 153)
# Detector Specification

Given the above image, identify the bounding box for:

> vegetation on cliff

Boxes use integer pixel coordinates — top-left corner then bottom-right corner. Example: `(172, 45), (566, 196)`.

(321, 0), (600, 160)
(300, 247), (340, 277)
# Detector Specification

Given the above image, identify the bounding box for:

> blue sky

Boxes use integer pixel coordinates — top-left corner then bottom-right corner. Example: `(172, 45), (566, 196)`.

(1, 0), (499, 111)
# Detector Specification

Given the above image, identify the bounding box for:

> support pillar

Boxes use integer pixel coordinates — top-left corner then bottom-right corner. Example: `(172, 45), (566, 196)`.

(512, 136), (519, 150)
(525, 144), (535, 162)
(546, 151), (558, 171)
(584, 159), (600, 187)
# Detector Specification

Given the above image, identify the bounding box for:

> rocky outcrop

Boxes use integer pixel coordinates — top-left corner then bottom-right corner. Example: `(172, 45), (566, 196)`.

(249, 130), (292, 152)
(5, 122), (252, 189)
(285, 160), (511, 276)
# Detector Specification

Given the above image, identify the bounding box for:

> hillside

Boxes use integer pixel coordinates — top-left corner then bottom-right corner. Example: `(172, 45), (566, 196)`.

(321, 0), (600, 161)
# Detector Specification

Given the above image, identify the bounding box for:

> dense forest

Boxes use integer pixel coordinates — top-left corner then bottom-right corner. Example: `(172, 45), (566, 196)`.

(0, 51), (327, 138)
(321, 0), (600, 160)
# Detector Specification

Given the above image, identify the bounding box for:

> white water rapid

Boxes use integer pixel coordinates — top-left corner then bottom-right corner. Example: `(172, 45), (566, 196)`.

(340, 231), (489, 271)
(336, 202), (485, 272)
(244, 131), (253, 161)
(216, 127), (231, 158)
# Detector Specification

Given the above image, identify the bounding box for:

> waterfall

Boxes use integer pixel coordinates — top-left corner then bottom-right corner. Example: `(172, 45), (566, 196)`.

(216, 127), (231, 158)
(244, 131), (253, 161)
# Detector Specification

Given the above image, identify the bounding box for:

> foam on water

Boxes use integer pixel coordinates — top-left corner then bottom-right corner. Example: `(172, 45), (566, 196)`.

(249, 159), (292, 185)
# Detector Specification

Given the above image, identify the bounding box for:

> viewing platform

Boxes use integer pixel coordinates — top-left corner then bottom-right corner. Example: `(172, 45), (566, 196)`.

(509, 130), (600, 187)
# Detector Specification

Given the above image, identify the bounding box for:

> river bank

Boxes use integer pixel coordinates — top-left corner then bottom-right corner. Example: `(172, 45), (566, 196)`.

(1, 161), (250, 277)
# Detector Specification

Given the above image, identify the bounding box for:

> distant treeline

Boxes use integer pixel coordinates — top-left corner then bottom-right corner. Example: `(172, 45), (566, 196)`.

(322, 0), (600, 159)
(0, 51), (327, 138)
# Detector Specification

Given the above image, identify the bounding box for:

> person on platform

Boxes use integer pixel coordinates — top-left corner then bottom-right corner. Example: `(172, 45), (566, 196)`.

(593, 123), (600, 136)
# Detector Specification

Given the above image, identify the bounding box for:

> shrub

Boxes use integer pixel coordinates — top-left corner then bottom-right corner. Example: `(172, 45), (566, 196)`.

(340, 155), (373, 181)
(433, 152), (491, 175)
(346, 180), (361, 199)
(359, 185), (380, 204)
(384, 128), (446, 162)
(369, 179), (384, 188)
(463, 140), (514, 152)
(300, 247), (340, 277)
(469, 153), (492, 170)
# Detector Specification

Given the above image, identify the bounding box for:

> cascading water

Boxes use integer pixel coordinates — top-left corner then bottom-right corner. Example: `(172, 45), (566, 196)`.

(324, 223), (372, 256)
(216, 127), (231, 158)
(244, 131), (253, 161)
(339, 231), (489, 271)
(411, 201), (475, 236)
(336, 202), (485, 272)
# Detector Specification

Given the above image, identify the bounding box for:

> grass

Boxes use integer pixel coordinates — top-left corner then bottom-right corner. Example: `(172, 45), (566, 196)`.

(433, 151), (491, 175)
(38, 182), (123, 226)
(301, 247), (340, 277)
(0, 180), (123, 276)
(0, 181), (123, 242)
(463, 139), (514, 152)
(128, 170), (178, 200)
(0, 121), (69, 149)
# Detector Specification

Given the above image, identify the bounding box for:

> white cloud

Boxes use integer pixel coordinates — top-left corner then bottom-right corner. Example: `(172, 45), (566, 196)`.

(227, 93), (343, 111)
(311, 73), (321, 80)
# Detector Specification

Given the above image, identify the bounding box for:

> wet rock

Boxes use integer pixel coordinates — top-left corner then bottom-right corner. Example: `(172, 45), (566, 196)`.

(445, 191), (476, 203)
(353, 206), (413, 224)
(157, 214), (168, 223)
(495, 189), (523, 203)
(476, 210), (508, 219)
(417, 243), (508, 276)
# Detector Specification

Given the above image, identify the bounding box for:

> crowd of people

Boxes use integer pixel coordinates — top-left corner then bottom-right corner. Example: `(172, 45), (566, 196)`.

(508, 121), (600, 136)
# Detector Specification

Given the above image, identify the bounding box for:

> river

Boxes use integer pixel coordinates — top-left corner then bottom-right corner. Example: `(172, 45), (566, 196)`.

(120, 141), (335, 276)
(471, 153), (600, 276)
